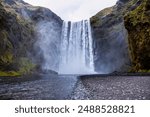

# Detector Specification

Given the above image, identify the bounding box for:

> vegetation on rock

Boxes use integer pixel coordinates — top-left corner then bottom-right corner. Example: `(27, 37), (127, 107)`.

(91, 0), (150, 73)
(0, 0), (62, 76)
(91, 7), (113, 27)
(124, 0), (150, 72)
(90, 0), (140, 73)
(0, 1), (35, 76)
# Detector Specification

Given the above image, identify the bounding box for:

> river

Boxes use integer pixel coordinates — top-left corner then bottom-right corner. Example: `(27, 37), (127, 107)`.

(0, 74), (78, 100)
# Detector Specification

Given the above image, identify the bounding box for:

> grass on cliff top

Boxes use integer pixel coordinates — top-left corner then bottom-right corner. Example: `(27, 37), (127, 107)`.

(90, 7), (113, 27)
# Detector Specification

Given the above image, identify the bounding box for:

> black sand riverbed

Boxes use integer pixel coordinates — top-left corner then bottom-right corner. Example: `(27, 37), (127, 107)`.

(0, 74), (150, 100)
(0, 74), (77, 100)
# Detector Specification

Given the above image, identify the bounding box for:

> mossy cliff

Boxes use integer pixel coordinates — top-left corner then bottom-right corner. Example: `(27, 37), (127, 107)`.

(0, 0), (62, 76)
(124, 0), (150, 72)
(90, 0), (140, 73)
(0, 1), (35, 76)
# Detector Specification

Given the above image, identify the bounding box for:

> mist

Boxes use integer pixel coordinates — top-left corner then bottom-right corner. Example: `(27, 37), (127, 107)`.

(34, 21), (61, 72)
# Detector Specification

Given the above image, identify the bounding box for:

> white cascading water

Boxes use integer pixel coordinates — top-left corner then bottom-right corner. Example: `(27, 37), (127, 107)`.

(59, 19), (95, 74)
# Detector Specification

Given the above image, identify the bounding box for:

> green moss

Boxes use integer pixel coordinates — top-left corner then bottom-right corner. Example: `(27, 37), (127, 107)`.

(124, 0), (150, 72)
(0, 71), (21, 77)
(138, 69), (150, 73)
(0, 1), (37, 76)
(1, 52), (13, 63)
(0, 31), (14, 68)
(126, 0), (149, 26)
(18, 57), (36, 75)
(0, 57), (36, 76)
(0, 31), (13, 51)
(90, 7), (113, 27)
(91, 16), (101, 27)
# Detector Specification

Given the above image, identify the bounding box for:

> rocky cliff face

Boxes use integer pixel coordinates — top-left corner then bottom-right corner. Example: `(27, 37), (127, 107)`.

(0, 0), (62, 76)
(90, 0), (139, 73)
(124, 0), (150, 72)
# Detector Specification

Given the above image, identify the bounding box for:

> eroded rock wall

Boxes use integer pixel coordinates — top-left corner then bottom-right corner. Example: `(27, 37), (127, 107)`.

(90, 0), (139, 73)
(124, 0), (150, 72)
(0, 0), (62, 76)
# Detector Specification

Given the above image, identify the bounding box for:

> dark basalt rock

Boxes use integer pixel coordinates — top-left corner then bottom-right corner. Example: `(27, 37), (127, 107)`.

(90, 0), (140, 73)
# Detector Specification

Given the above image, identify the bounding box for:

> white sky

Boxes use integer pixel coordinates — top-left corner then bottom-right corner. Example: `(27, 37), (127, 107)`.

(24, 0), (117, 21)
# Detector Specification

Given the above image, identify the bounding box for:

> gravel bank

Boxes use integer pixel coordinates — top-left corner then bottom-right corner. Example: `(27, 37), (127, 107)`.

(71, 76), (150, 100)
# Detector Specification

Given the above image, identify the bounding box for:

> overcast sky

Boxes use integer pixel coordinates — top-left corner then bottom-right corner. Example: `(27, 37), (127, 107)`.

(24, 0), (117, 21)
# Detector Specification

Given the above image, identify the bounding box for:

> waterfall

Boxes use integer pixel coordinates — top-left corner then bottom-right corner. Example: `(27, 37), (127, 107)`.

(59, 20), (95, 74)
